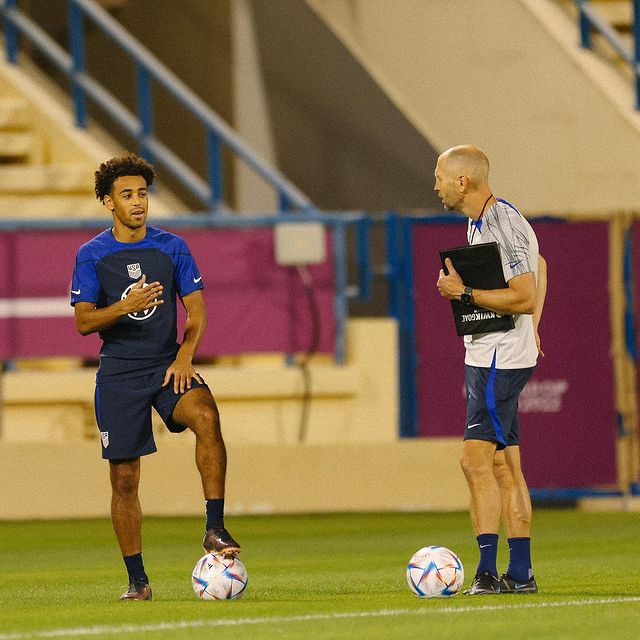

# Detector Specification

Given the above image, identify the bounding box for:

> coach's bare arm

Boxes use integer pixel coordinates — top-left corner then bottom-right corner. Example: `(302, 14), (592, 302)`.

(533, 255), (547, 356)
(437, 257), (536, 315)
(74, 274), (164, 335)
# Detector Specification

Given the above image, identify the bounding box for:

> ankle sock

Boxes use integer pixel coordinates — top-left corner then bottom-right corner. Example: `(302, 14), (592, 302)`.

(507, 537), (533, 582)
(205, 498), (225, 532)
(123, 553), (148, 584)
(476, 533), (499, 577)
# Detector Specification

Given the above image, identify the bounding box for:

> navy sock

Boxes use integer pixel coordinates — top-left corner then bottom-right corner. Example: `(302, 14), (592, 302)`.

(205, 498), (225, 531)
(507, 537), (532, 582)
(476, 533), (499, 577)
(123, 553), (149, 584)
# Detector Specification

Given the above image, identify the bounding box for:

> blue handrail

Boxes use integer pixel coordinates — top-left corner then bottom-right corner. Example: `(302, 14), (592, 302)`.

(576, 0), (640, 109)
(0, 0), (314, 212)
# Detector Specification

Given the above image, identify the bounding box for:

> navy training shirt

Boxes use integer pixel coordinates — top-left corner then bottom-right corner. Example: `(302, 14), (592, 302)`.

(70, 226), (203, 378)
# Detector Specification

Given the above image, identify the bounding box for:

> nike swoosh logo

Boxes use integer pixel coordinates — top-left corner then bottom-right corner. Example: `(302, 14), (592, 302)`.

(509, 259), (523, 269)
(193, 276), (202, 283)
(71, 289), (81, 295)
(514, 583), (530, 589)
(467, 423), (482, 429)
(479, 544), (491, 549)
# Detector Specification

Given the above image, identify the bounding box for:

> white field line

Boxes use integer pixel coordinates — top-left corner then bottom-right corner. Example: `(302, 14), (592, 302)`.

(0, 297), (73, 319)
(0, 596), (639, 639)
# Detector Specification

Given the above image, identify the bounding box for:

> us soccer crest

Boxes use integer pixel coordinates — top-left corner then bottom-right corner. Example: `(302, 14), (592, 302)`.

(127, 263), (142, 279)
(100, 432), (109, 448)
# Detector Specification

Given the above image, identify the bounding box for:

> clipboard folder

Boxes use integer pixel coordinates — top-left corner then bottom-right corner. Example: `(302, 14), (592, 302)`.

(439, 242), (515, 336)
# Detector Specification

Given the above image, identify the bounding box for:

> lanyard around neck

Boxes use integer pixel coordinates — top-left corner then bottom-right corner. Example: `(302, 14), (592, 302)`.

(469, 194), (493, 244)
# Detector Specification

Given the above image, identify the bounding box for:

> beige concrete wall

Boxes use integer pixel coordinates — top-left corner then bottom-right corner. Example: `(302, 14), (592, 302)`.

(306, 0), (640, 216)
(0, 439), (467, 520)
(0, 318), (469, 519)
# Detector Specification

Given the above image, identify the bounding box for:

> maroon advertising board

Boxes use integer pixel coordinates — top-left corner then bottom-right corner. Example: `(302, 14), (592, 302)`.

(411, 220), (617, 489)
(0, 227), (335, 359)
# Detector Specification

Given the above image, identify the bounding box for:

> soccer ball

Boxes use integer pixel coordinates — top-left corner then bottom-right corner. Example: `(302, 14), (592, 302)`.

(406, 546), (464, 598)
(191, 553), (248, 600)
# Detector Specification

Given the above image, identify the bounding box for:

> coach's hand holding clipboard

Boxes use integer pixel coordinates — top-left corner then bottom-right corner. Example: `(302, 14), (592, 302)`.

(437, 242), (515, 336)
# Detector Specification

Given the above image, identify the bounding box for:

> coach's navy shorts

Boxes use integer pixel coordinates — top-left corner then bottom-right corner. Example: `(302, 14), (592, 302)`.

(464, 357), (534, 450)
(94, 366), (209, 460)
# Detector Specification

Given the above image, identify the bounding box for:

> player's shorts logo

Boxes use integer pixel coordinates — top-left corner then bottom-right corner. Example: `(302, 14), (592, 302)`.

(121, 281), (158, 321)
(100, 431), (109, 448)
(127, 263), (142, 279)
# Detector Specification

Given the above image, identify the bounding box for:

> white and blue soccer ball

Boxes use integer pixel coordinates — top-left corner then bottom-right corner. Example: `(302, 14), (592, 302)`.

(192, 553), (248, 600)
(406, 545), (464, 598)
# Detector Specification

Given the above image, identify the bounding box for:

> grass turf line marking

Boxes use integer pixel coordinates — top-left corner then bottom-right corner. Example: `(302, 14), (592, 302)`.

(1, 597), (640, 639)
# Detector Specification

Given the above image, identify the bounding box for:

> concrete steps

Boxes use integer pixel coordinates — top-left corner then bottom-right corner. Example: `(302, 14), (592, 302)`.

(0, 96), (31, 129)
(0, 55), (185, 218)
(560, 0), (635, 79)
(0, 90), (100, 216)
(0, 165), (94, 194)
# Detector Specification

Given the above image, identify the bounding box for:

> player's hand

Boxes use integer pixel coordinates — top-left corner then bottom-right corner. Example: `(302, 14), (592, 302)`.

(162, 357), (204, 394)
(436, 258), (464, 300)
(121, 274), (164, 314)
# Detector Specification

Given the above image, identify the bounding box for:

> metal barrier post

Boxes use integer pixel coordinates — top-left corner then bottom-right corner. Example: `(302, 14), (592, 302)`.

(206, 130), (223, 210)
(136, 63), (154, 164)
(3, 0), (19, 63)
(577, 0), (592, 49)
(356, 217), (373, 301)
(332, 221), (347, 365)
(68, 0), (88, 128)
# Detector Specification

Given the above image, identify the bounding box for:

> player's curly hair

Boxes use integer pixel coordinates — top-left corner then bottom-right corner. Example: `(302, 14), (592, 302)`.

(94, 153), (156, 201)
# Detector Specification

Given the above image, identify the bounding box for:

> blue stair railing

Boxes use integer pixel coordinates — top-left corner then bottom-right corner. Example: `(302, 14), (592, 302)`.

(0, 0), (314, 213)
(575, 0), (640, 109)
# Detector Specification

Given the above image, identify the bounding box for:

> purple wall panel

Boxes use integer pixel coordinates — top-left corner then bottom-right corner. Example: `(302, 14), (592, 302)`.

(0, 228), (335, 359)
(175, 228), (335, 356)
(412, 220), (617, 488)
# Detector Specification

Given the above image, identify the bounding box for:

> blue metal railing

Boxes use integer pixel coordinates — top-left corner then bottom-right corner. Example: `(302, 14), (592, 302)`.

(0, 213), (374, 365)
(0, 0), (313, 212)
(576, 0), (640, 109)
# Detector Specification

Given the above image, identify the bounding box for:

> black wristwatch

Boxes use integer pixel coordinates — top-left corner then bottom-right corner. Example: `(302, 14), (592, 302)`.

(461, 286), (473, 306)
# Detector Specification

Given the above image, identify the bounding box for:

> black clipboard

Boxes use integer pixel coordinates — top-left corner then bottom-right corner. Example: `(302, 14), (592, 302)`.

(440, 242), (515, 336)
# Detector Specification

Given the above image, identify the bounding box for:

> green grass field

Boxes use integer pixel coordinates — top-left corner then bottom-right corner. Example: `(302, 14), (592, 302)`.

(1, 510), (639, 639)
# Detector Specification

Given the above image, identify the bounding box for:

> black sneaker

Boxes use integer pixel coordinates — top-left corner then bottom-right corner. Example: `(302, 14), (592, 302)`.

(499, 573), (538, 594)
(119, 580), (152, 601)
(202, 527), (241, 557)
(463, 571), (500, 595)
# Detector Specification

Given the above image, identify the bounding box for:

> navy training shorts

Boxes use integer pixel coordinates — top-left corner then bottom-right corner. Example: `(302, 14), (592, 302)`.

(464, 360), (534, 450)
(94, 366), (209, 460)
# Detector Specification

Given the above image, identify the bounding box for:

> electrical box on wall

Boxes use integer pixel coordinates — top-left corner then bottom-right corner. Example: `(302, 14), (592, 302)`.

(274, 222), (326, 266)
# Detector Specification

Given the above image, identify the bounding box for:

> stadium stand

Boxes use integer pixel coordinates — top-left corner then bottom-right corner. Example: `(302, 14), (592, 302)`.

(1, 0), (639, 516)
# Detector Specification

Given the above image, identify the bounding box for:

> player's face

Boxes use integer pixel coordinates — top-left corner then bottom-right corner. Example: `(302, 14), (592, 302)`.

(434, 160), (462, 211)
(106, 175), (149, 231)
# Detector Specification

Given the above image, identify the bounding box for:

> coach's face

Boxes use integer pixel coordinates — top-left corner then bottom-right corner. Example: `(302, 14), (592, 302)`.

(434, 158), (463, 211)
(105, 175), (149, 232)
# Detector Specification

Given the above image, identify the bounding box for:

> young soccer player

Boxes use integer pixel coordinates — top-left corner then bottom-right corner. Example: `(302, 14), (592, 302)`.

(71, 153), (240, 600)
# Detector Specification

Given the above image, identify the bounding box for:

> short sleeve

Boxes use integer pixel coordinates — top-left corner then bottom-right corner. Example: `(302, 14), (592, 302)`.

(173, 236), (204, 298)
(70, 245), (101, 305)
(499, 216), (532, 283)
